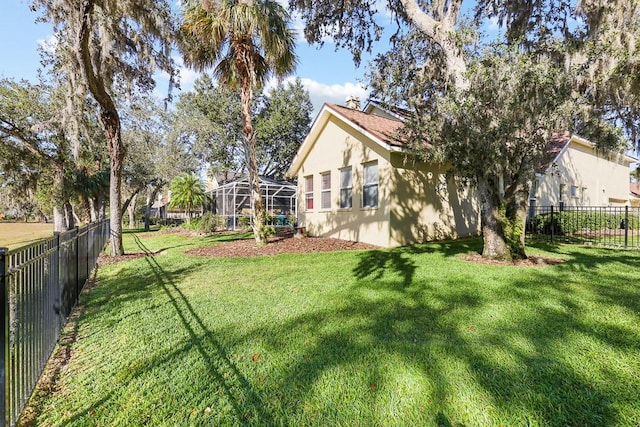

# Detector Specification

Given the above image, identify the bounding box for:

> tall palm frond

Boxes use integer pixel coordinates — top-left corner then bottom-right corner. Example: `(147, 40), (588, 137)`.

(180, 0), (297, 245)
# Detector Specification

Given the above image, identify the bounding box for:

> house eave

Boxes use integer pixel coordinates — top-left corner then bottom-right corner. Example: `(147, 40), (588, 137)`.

(286, 103), (404, 177)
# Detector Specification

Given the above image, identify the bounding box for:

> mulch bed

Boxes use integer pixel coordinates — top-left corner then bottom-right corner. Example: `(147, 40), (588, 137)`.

(99, 229), (564, 266)
(185, 234), (379, 258)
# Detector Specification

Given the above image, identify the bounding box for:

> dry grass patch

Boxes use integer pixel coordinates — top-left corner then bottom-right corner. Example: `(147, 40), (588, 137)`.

(0, 222), (53, 249)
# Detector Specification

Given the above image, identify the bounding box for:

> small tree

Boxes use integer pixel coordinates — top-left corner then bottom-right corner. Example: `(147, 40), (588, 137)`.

(169, 174), (206, 223)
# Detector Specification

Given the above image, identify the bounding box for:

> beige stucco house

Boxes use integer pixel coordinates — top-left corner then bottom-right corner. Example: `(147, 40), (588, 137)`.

(287, 101), (637, 247)
(530, 134), (637, 210)
(287, 102), (480, 247)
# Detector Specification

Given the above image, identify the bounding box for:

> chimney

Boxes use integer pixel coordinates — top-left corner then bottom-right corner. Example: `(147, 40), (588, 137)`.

(345, 95), (361, 110)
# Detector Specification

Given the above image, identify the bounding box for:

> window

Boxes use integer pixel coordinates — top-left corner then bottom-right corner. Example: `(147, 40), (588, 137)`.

(362, 162), (378, 208)
(559, 184), (566, 211)
(570, 185), (579, 198)
(305, 176), (314, 210)
(339, 168), (353, 209)
(321, 172), (331, 209)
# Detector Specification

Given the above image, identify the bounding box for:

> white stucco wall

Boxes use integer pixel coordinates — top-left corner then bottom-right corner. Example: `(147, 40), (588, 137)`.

(534, 139), (634, 207)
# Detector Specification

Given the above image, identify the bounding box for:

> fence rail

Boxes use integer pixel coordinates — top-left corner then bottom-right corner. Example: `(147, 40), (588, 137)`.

(0, 220), (109, 426)
(525, 205), (640, 249)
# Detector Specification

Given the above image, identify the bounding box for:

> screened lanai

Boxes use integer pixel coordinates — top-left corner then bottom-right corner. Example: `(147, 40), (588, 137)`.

(208, 176), (298, 229)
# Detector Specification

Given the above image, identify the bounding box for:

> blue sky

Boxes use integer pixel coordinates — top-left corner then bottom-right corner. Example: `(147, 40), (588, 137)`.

(0, 0), (398, 115)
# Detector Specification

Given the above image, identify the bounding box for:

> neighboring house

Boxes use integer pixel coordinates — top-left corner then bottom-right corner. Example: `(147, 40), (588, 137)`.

(530, 133), (637, 211)
(287, 101), (480, 247)
(287, 100), (638, 248)
(630, 182), (640, 207)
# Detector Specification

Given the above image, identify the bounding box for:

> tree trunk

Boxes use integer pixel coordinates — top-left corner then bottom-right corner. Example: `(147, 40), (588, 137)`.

(127, 192), (138, 229)
(144, 185), (161, 231)
(503, 181), (530, 260)
(477, 178), (511, 260)
(240, 81), (267, 246)
(400, 0), (468, 89)
(72, 208), (81, 226)
(107, 125), (125, 256)
(53, 206), (67, 233)
(97, 194), (106, 220)
(52, 163), (69, 232)
(64, 201), (75, 230)
(89, 197), (98, 222)
(76, 0), (125, 256)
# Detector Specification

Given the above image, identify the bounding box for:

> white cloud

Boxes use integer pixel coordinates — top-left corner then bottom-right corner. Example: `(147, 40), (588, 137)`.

(36, 34), (58, 54)
(157, 56), (201, 93)
(264, 76), (368, 116)
(176, 66), (200, 90)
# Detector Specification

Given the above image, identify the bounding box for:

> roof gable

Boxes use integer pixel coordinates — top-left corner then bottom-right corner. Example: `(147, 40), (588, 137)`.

(540, 133), (636, 174)
(287, 103), (405, 177)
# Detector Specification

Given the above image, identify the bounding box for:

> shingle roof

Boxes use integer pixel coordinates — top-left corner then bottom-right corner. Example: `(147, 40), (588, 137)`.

(324, 105), (613, 174)
(327, 103), (406, 148)
(547, 132), (571, 157)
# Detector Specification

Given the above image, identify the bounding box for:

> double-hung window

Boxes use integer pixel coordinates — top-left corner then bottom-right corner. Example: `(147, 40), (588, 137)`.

(321, 172), (331, 209)
(362, 161), (378, 208)
(339, 167), (353, 209)
(305, 176), (314, 210)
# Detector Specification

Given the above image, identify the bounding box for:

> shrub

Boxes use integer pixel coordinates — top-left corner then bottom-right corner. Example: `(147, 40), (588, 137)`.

(197, 212), (227, 233)
(238, 216), (251, 231)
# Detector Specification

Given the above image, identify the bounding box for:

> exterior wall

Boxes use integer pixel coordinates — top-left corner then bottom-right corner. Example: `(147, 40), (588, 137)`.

(295, 116), (392, 247)
(535, 142), (633, 207)
(389, 154), (480, 246)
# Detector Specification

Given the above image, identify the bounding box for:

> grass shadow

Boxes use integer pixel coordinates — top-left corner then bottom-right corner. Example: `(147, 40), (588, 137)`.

(131, 234), (275, 425)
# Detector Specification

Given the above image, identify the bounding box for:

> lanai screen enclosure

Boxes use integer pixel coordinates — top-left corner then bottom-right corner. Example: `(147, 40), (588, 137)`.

(208, 176), (297, 229)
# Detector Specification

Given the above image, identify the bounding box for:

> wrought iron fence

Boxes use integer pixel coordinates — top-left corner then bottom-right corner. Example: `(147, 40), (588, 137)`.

(0, 220), (109, 426)
(525, 205), (640, 249)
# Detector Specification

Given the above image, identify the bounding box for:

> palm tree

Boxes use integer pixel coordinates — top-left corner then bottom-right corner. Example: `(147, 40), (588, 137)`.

(168, 174), (207, 223)
(180, 0), (297, 245)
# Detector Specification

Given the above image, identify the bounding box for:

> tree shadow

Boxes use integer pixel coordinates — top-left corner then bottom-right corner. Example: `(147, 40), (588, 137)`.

(230, 246), (637, 425)
(353, 238), (482, 287)
(130, 235), (275, 425)
(37, 235), (639, 425)
(54, 234), (275, 425)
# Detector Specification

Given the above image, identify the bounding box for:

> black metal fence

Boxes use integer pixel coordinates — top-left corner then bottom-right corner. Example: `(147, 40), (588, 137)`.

(0, 220), (109, 426)
(525, 205), (640, 249)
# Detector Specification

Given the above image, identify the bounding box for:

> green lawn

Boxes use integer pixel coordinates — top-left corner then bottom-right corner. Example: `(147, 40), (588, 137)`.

(25, 232), (640, 426)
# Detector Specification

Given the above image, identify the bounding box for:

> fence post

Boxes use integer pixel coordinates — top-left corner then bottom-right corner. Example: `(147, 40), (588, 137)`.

(1, 247), (8, 426)
(54, 231), (62, 332)
(550, 206), (554, 243)
(75, 227), (80, 306)
(624, 205), (629, 249)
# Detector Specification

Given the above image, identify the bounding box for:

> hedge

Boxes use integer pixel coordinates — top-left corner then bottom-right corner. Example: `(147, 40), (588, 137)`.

(531, 210), (640, 235)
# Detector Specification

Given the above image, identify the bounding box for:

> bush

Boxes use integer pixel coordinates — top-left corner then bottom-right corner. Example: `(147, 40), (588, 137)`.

(238, 216), (251, 231)
(197, 212), (227, 233)
(533, 210), (640, 235)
